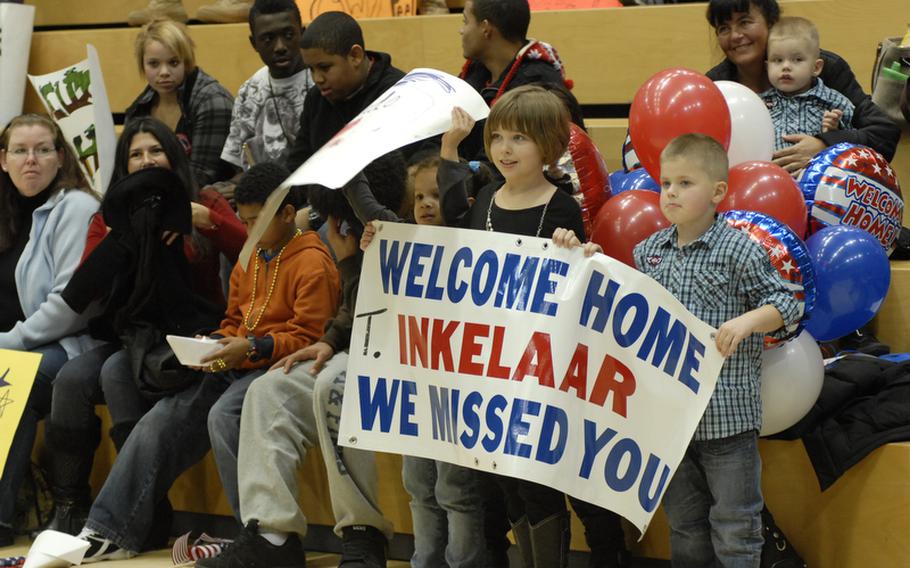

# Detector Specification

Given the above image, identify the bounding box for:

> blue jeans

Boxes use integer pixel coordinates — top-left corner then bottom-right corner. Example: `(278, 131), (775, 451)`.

(207, 370), (263, 521)
(663, 430), (763, 568)
(402, 456), (485, 567)
(0, 343), (68, 527)
(85, 372), (234, 551)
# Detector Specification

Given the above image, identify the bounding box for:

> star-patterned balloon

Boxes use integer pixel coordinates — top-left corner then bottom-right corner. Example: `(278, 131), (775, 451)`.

(800, 142), (903, 253)
(723, 210), (816, 346)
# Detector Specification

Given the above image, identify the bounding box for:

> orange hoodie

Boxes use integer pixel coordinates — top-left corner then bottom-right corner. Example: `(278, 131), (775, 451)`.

(217, 230), (340, 369)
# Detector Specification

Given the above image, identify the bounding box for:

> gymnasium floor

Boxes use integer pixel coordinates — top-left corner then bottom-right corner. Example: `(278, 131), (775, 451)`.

(0, 538), (411, 567)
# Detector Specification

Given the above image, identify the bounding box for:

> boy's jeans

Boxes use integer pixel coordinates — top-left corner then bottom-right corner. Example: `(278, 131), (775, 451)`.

(663, 430), (763, 568)
(402, 456), (485, 567)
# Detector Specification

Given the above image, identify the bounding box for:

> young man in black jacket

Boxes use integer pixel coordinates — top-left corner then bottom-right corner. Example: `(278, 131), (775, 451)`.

(285, 11), (406, 172)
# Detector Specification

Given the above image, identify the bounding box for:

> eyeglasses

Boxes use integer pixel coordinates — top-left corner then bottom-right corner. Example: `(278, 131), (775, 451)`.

(5, 146), (57, 160)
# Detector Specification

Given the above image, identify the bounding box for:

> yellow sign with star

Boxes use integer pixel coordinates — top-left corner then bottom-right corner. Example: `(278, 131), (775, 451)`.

(0, 349), (41, 473)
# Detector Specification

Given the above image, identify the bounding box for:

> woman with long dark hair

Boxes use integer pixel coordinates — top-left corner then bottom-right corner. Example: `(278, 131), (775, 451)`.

(39, 118), (243, 537)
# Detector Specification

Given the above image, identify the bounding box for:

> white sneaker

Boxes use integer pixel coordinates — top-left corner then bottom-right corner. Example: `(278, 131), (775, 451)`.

(78, 529), (137, 563)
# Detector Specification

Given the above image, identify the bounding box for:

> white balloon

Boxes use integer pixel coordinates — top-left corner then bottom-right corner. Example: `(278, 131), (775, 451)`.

(760, 330), (824, 436)
(715, 80), (775, 167)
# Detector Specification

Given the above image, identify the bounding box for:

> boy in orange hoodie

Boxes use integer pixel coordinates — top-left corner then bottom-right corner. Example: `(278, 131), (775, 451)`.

(77, 162), (340, 562)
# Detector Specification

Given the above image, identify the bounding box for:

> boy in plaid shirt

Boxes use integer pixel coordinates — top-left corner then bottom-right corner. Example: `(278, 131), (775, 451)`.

(633, 134), (801, 567)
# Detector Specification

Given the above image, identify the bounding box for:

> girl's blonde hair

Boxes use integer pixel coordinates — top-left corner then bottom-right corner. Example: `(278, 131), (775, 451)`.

(135, 18), (196, 76)
(483, 85), (571, 167)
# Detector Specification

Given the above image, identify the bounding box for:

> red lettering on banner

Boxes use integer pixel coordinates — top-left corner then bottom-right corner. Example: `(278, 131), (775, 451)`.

(559, 343), (589, 400)
(458, 322), (488, 376)
(512, 332), (555, 387)
(589, 355), (636, 418)
(408, 316), (429, 368)
(488, 325), (511, 379)
(430, 319), (459, 372)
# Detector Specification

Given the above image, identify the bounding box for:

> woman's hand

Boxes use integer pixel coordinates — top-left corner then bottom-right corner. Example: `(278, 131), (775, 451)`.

(191, 202), (214, 229)
(440, 107), (475, 161)
(773, 135), (826, 174)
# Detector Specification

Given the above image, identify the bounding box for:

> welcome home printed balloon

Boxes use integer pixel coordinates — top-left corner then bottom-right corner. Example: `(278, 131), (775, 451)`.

(800, 143), (903, 253)
(722, 210), (816, 344)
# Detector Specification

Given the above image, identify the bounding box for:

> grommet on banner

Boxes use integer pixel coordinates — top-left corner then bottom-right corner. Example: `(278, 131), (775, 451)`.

(515, 238), (523, 246)
(348, 436), (358, 444)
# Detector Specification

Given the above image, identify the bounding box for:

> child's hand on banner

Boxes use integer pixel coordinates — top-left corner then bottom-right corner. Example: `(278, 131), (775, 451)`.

(552, 227), (602, 257)
(361, 221), (379, 251)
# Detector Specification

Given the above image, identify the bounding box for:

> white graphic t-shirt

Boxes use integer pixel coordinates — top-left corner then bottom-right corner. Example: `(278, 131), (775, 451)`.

(221, 65), (313, 169)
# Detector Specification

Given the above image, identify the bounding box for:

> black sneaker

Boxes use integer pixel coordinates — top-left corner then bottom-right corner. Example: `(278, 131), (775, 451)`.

(761, 509), (806, 568)
(839, 330), (890, 356)
(195, 520), (306, 568)
(338, 525), (387, 568)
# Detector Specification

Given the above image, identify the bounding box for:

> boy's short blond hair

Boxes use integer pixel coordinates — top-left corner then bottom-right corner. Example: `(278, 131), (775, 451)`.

(768, 16), (820, 58)
(483, 85), (570, 166)
(660, 133), (729, 183)
(135, 18), (197, 75)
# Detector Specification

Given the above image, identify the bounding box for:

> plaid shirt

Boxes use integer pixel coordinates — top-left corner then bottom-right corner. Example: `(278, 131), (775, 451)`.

(634, 216), (802, 440)
(125, 68), (234, 186)
(762, 77), (855, 152)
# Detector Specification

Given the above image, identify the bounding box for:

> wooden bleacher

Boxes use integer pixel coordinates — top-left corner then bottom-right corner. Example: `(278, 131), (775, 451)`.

(21, 0), (910, 564)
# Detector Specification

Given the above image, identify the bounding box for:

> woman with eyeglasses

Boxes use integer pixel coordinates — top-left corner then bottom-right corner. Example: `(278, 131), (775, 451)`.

(705, 0), (900, 173)
(0, 114), (101, 546)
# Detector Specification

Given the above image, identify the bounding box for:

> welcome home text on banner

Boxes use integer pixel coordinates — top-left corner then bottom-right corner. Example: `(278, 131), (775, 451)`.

(339, 222), (724, 534)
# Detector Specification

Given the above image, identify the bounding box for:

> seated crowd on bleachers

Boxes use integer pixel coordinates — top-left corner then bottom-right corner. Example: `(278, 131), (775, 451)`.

(0, 0), (902, 567)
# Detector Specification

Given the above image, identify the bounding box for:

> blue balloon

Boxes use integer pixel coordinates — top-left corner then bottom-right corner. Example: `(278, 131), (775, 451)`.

(804, 225), (891, 342)
(722, 210), (816, 343)
(610, 168), (660, 196)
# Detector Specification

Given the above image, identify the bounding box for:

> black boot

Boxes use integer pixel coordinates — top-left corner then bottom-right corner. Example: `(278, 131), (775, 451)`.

(529, 512), (570, 568)
(570, 498), (630, 568)
(761, 507), (806, 568)
(37, 421), (100, 537)
(510, 517), (533, 568)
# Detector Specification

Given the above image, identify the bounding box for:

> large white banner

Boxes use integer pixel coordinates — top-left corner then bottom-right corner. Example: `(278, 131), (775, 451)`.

(27, 45), (117, 194)
(0, 3), (35, 130)
(339, 222), (724, 534)
(239, 68), (489, 268)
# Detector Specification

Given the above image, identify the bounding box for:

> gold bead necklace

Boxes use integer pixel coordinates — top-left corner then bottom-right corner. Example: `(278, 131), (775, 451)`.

(243, 229), (301, 332)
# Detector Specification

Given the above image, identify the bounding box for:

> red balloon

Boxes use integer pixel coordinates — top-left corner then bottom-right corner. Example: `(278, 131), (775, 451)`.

(567, 123), (611, 239)
(629, 68), (731, 182)
(591, 190), (669, 267)
(719, 161), (808, 238)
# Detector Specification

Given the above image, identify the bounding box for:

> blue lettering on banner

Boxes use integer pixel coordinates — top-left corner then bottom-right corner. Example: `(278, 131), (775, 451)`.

(504, 398), (541, 458)
(376, 239), (568, 317)
(360, 376), (674, 514)
(356, 376), (418, 435)
(578, 269), (704, 394)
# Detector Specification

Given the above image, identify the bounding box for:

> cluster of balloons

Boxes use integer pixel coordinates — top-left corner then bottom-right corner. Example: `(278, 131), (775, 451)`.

(578, 67), (903, 436)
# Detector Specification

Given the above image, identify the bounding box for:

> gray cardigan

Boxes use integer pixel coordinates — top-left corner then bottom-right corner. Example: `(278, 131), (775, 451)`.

(0, 188), (103, 358)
